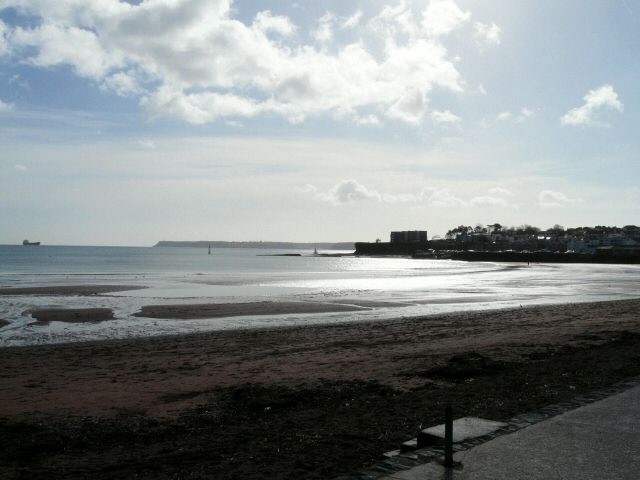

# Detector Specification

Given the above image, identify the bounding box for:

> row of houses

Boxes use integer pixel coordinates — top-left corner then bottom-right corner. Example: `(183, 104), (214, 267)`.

(442, 224), (640, 254)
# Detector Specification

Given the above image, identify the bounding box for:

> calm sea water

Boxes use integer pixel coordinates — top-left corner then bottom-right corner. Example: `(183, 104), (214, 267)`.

(1, 245), (640, 346)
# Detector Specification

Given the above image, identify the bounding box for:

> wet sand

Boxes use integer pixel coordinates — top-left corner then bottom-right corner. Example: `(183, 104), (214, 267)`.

(0, 285), (145, 296)
(26, 307), (115, 324)
(1, 298), (640, 479)
(134, 300), (406, 320)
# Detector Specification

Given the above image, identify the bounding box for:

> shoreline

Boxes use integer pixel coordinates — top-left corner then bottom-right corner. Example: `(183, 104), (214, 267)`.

(2, 295), (637, 351)
(2, 276), (638, 323)
(2, 257), (640, 347)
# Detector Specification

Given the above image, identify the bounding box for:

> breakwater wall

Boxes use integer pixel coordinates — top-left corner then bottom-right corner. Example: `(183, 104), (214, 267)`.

(354, 242), (427, 256)
(450, 251), (640, 264)
(354, 242), (640, 264)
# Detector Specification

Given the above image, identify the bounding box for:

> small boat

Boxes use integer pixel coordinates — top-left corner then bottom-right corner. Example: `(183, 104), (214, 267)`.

(22, 239), (40, 246)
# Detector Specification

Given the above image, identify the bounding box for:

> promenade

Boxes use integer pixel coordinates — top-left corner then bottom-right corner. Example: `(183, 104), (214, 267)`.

(382, 384), (640, 480)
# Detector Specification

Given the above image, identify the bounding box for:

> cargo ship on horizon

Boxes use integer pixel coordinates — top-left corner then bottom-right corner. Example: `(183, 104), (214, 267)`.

(22, 239), (40, 246)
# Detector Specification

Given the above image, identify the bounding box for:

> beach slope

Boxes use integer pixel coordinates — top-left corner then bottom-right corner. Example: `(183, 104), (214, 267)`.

(1, 299), (640, 479)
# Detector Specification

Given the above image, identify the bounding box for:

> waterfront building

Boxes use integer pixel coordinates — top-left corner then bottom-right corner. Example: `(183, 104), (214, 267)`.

(390, 231), (428, 243)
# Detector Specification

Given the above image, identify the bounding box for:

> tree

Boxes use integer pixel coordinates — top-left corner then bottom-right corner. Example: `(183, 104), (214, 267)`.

(517, 224), (540, 235)
(445, 225), (472, 239)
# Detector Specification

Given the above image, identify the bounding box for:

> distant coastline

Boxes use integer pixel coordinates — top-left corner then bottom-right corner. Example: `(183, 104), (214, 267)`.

(154, 240), (355, 250)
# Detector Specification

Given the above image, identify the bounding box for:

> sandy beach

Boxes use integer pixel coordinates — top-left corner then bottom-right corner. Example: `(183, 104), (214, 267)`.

(1, 298), (640, 479)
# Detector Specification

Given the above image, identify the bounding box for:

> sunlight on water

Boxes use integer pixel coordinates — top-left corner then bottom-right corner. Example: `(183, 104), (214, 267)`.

(1, 246), (640, 346)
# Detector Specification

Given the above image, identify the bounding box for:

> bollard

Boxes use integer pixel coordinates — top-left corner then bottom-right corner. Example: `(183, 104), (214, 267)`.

(444, 405), (454, 467)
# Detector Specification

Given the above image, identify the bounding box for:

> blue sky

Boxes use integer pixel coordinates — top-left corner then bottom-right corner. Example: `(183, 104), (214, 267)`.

(0, 0), (638, 245)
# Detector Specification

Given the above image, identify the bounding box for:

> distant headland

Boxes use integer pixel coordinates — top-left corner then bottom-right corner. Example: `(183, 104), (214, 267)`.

(154, 241), (355, 250)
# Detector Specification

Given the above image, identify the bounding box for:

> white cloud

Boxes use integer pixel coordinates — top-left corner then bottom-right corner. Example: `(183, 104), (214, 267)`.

(488, 187), (513, 197)
(342, 9), (363, 29)
(474, 22), (501, 45)
(304, 181), (526, 210)
(0, 97), (13, 112)
(141, 87), (261, 124)
(387, 89), (428, 125)
(520, 107), (534, 118)
(14, 164), (28, 172)
(2, 0), (474, 126)
(102, 71), (141, 96)
(561, 84), (623, 126)
(307, 182), (469, 208)
(419, 187), (466, 207)
(253, 11), (295, 36)
(354, 114), (381, 126)
(516, 107), (534, 122)
(369, 2), (417, 38)
(538, 190), (580, 207)
(317, 180), (382, 205)
(431, 109), (461, 125)
(12, 23), (124, 79)
(313, 12), (335, 44)
(470, 187), (518, 209)
(422, 0), (471, 37)
(495, 108), (533, 124)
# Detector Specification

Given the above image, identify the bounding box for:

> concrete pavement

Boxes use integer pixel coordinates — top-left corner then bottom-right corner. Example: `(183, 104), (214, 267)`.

(382, 384), (640, 480)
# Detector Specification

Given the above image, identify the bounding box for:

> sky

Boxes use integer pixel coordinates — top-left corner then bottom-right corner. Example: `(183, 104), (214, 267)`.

(0, 0), (638, 246)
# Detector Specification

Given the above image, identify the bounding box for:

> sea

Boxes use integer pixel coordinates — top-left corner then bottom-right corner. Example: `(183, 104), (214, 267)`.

(1, 244), (640, 346)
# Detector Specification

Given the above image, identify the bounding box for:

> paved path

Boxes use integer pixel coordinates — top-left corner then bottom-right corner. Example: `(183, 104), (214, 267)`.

(383, 385), (640, 480)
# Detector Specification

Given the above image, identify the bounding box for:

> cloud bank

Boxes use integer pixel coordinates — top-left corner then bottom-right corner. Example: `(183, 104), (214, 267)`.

(0, 0), (496, 126)
(305, 180), (518, 209)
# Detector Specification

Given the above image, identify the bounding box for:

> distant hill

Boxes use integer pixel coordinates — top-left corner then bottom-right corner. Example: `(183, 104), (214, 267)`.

(154, 241), (356, 250)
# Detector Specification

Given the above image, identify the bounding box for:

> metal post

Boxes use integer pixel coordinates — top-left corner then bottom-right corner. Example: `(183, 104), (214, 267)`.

(444, 405), (453, 467)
